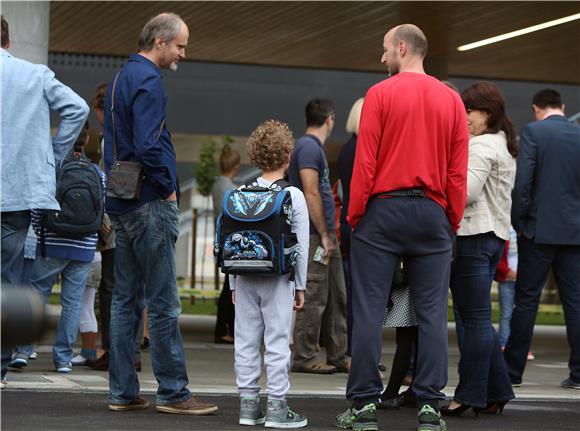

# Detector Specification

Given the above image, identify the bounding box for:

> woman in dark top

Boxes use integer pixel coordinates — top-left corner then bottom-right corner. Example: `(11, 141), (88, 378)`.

(337, 97), (364, 356)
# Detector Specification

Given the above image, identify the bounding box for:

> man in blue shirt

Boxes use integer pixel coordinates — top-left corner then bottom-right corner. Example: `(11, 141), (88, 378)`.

(103, 13), (218, 415)
(288, 98), (349, 375)
(0, 16), (89, 385)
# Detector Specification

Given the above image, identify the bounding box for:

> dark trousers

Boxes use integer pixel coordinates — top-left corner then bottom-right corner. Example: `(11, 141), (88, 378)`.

(98, 248), (115, 352)
(383, 326), (418, 398)
(451, 233), (514, 407)
(214, 276), (235, 339)
(346, 197), (452, 407)
(504, 236), (580, 383)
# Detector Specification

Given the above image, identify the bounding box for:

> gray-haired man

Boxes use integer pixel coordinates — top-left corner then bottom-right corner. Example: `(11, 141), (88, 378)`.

(104, 13), (217, 415)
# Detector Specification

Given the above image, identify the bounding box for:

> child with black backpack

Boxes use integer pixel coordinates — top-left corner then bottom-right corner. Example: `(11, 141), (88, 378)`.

(28, 120), (106, 373)
(217, 120), (309, 428)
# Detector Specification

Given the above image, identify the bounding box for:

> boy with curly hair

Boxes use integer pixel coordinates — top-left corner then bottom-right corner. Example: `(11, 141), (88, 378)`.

(232, 120), (309, 428)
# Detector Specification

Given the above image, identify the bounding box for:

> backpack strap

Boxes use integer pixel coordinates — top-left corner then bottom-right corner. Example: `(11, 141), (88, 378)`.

(270, 179), (291, 191)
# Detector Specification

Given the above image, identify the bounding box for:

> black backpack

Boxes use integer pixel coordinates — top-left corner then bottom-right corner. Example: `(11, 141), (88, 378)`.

(215, 179), (299, 279)
(42, 150), (104, 238)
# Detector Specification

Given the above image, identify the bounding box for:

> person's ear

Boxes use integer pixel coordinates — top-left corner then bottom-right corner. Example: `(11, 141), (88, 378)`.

(154, 37), (165, 50)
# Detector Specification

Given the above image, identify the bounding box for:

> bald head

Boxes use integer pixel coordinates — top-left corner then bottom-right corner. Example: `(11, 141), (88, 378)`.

(389, 24), (428, 59)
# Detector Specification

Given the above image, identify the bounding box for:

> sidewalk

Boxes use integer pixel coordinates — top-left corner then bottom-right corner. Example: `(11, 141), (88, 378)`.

(3, 307), (579, 402)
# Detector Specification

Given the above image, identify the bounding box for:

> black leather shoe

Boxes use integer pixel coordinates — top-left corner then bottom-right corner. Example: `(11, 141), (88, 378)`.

(85, 352), (109, 371)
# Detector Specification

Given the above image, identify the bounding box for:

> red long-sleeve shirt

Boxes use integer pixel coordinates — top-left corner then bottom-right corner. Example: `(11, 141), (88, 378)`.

(348, 72), (469, 231)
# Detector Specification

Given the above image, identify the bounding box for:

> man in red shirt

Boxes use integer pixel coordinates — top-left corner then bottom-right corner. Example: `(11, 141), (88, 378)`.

(335, 24), (468, 431)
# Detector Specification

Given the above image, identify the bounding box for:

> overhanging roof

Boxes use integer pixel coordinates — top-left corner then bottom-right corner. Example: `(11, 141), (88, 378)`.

(49, 1), (580, 84)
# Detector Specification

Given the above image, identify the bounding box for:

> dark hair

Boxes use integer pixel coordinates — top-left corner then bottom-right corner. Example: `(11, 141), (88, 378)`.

(73, 121), (90, 152)
(532, 89), (563, 109)
(393, 24), (428, 58)
(305, 98), (335, 127)
(91, 83), (107, 111)
(137, 13), (183, 52)
(462, 81), (517, 158)
(219, 144), (241, 174)
(1, 15), (9, 48)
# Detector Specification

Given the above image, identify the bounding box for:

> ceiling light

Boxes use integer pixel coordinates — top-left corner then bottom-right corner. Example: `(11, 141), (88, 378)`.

(457, 13), (580, 51)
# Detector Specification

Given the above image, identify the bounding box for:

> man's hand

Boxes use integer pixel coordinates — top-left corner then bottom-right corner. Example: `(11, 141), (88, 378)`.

(321, 234), (336, 261)
(164, 191), (177, 202)
(506, 270), (517, 281)
(100, 223), (112, 234)
(231, 290), (236, 305)
(294, 290), (305, 311)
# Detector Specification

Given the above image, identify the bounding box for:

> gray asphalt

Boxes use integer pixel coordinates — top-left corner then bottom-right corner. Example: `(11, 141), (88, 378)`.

(2, 391), (579, 431)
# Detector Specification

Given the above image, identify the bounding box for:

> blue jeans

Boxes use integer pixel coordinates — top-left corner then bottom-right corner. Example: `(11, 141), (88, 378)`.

(1, 210), (31, 378)
(29, 256), (91, 366)
(498, 281), (516, 348)
(451, 233), (514, 408)
(109, 199), (191, 406)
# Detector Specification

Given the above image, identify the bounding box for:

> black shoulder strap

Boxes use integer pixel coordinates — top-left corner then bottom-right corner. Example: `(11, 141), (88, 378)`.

(271, 179), (291, 190)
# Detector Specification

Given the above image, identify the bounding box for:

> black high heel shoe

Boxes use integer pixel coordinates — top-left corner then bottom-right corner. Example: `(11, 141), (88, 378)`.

(441, 403), (479, 417)
(480, 400), (509, 415)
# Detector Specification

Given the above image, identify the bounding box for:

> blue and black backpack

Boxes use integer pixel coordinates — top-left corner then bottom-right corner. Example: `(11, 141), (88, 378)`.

(215, 179), (299, 279)
(42, 149), (104, 238)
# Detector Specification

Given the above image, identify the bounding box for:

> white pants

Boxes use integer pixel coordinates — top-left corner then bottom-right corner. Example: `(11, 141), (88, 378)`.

(79, 261), (101, 333)
(234, 278), (295, 400)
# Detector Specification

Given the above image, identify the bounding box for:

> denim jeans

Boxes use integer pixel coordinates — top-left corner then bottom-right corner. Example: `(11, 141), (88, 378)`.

(498, 281), (516, 348)
(1, 210), (31, 378)
(451, 233), (514, 408)
(30, 256), (92, 366)
(109, 199), (191, 406)
(1, 210), (31, 285)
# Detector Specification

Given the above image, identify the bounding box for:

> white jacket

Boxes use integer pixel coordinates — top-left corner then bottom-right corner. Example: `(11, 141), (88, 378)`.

(457, 131), (516, 240)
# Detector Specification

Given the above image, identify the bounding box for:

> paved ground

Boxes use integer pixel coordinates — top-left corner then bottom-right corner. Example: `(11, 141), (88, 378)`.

(2, 314), (579, 430)
(2, 392), (580, 431)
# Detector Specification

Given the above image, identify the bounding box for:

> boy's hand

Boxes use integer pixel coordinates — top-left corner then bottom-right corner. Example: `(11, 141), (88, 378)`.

(294, 290), (305, 311)
(232, 290), (236, 305)
(506, 270), (517, 281)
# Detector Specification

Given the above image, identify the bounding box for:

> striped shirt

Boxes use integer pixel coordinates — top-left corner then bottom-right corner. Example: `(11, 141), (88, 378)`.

(31, 164), (106, 263)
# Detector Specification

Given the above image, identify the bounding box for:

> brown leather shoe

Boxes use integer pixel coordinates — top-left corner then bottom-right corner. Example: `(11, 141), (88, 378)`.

(291, 363), (336, 374)
(331, 360), (351, 373)
(86, 352), (109, 371)
(109, 396), (149, 411)
(156, 396), (218, 415)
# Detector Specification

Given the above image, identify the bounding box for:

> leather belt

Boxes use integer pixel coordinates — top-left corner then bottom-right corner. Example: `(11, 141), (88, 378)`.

(376, 188), (425, 198)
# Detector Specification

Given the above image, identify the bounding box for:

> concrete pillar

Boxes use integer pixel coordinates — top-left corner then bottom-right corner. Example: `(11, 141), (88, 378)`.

(1, 1), (50, 65)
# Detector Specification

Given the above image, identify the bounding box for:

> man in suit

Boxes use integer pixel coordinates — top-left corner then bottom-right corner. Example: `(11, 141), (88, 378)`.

(506, 89), (580, 390)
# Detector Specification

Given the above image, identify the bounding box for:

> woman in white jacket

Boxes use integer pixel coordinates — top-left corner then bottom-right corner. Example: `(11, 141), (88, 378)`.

(443, 82), (517, 417)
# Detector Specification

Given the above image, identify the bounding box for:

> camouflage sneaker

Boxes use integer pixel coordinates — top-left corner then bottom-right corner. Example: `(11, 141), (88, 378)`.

(239, 396), (265, 426)
(265, 399), (307, 429)
(335, 403), (378, 431)
(417, 404), (446, 431)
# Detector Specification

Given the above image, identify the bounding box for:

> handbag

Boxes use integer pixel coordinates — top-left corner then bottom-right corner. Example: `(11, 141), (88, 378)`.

(106, 73), (164, 200)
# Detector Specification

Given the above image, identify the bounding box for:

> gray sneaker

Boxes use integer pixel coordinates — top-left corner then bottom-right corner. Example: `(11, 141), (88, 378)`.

(265, 399), (307, 429)
(239, 397), (265, 426)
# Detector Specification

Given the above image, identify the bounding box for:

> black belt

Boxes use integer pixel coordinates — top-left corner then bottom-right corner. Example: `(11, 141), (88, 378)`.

(376, 188), (425, 198)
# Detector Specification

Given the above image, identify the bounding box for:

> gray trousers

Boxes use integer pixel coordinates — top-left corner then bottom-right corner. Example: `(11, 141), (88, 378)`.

(234, 278), (295, 400)
(292, 234), (348, 367)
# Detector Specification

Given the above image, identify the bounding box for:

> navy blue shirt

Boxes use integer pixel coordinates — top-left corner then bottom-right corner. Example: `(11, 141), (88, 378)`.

(103, 54), (179, 215)
(288, 134), (336, 234)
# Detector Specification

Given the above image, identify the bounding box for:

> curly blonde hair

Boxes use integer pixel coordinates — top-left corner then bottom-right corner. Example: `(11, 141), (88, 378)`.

(247, 120), (294, 171)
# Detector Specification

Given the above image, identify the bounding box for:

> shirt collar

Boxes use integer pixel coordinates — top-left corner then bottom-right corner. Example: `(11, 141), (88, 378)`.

(129, 53), (161, 77)
(0, 48), (11, 58)
(304, 134), (322, 147)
